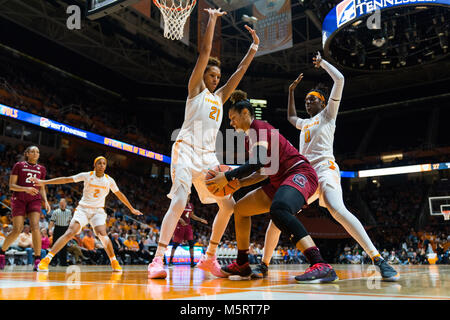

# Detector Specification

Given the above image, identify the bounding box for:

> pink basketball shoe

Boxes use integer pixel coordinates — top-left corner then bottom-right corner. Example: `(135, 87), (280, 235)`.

(147, 256), (167, 279)
(197, 254), (227, 278)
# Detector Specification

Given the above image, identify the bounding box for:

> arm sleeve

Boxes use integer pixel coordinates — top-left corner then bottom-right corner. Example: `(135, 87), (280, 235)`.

(72, 172), (89, 183)
(321, 59), (345, 120)
(225, 145), (268, 181)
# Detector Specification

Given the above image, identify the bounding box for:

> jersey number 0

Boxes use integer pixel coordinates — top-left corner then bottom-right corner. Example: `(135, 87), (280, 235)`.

(304, 129), (311, 143)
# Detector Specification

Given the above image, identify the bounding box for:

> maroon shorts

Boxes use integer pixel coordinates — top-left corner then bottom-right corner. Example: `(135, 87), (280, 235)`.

(173, 224), (193, 243)
(262, 162), (318, 202)
(11, 198), (42, 217)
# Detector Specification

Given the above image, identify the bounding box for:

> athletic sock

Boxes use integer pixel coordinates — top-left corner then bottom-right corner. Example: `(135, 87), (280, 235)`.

(46, 252), (55, 262)
(371, 254), (382, 261)
(109, 256), (117, 263)
(303, 246), (325, 265)
(236, 250), (249, 265)
(206, 241), (219, 257)
(34, 255), (41, 261)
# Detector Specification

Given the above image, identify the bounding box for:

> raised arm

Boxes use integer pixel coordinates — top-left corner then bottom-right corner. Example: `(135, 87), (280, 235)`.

(287, 73), (304, 128)
(313, 52), (344, 119)
(188, 8), (226, 99)
(216, 25), (259, 103)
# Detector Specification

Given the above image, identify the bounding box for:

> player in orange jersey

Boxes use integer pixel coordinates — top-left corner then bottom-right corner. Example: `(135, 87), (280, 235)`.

(148, 7), (259, 279)
(31, 156), (142, 272)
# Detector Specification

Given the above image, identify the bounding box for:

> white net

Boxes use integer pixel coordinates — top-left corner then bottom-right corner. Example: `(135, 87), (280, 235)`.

(441, 205), (450, 220)
(153, 0), (197, 40)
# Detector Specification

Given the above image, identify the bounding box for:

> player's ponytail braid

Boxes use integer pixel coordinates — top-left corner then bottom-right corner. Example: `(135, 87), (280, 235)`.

(230, 90), (255, 117)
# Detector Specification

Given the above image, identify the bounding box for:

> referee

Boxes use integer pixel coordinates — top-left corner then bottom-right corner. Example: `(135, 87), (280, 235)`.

(49, 198), (72, 266)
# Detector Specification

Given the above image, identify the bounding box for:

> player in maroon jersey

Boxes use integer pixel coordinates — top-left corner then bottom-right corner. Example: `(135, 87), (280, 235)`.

(0, 146), (50, 270)
(168, 194), (208, 267)
(206, 91), (338, 283)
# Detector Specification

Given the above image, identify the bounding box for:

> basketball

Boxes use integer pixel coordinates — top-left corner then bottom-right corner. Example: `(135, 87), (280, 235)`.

(205, 165), (240, 197)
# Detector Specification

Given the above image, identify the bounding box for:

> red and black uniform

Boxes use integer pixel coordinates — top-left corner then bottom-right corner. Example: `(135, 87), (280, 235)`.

(245, 119), (318, 202)
(10, 161), (46, 217)
(225, 119), (318, 245)
(173, 203), (194, 243)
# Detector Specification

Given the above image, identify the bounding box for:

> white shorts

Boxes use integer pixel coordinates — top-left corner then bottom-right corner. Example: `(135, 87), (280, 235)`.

(72, 206), (107, 232)
(168, 140), (220, 204)
(308, 160), (342, 207)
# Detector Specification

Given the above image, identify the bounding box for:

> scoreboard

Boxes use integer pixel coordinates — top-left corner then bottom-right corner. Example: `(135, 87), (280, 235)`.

(87, 0), (140, 20)
(249, 99), (267, 121)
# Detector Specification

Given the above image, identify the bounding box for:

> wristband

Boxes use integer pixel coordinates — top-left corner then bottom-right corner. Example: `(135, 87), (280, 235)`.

(250, 43), (259, 51)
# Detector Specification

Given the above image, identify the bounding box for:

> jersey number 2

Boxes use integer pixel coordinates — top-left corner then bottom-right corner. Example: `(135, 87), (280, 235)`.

(93, 189), (100, 198)
(209, 106), (220, 122)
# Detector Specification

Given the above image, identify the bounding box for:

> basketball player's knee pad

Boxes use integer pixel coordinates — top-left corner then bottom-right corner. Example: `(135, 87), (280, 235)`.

(269, 200), (309, 245)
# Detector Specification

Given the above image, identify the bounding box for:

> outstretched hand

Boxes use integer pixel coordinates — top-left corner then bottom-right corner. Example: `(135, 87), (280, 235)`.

(204, 8), (227, 18)
(30, 177), (44, 187)
(289, 73), (303, 91)
(244, 25), (259, 45)
(313, 51), (322, 68)
(130, 208), (143, 216)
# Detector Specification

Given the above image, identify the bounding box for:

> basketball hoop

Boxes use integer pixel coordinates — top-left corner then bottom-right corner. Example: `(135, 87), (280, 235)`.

(442, 210), (450, 221)
(153, 0), (197, 40)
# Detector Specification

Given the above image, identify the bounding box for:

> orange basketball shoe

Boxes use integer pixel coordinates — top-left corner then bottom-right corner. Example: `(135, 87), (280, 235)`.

(37, 256), (51, 272)
(111, 259), (122, 272)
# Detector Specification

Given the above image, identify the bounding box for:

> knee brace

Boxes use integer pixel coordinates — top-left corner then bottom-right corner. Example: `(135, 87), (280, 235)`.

(269, 200), (309, 245)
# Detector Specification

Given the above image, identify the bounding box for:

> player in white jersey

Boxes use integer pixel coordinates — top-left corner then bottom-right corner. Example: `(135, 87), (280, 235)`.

(252, 53), (399, 281)
(148, 7), (259, 279)
(31, 156), (143, 272)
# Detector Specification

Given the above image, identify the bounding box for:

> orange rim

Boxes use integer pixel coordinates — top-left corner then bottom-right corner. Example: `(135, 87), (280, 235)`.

(153, 0), (197, 12)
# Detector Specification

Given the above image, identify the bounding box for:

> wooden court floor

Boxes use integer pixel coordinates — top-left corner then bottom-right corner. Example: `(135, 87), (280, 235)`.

(0, 264), (449, 300)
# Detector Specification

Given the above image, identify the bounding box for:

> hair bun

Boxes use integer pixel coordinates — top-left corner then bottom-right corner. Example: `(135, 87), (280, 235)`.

(230, 90), (248, 104)
(208, 57), (221, 68)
